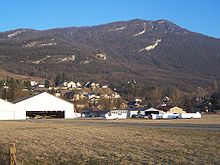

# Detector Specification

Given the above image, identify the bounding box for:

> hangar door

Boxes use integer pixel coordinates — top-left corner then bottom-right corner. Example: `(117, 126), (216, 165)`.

(26, 111), (65, 119)
(0, 111), (15, 120)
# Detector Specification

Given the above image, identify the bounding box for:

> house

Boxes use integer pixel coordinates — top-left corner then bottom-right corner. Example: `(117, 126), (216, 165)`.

(74, 94), (80, 101)
(112, 93), (121, 99)
(96, 83), (100, 88)
(158, 105), (186, 114)
(128, 109), (139, 117)
(102, 94), (111, 99)
(91, 83), (96, 88)
(168, 106), (186, 114)
(55, 91), (61, 97)
(0, 99), (25, 120)
(30, 81), (38, 87)
(76, 82), (82, 88)
(15, 92), (79, 119)
(86, 93), (97, 99)
(61, 81), (76, 88)
(67, 81), (76, 88)
(135, 98), (142, 102)
(102, 85), (108, 89)
(38, 84), (45, 88)
(63, 81), (68, 87)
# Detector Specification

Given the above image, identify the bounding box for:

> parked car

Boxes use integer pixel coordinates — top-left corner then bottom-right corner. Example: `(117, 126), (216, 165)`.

(131, 114), (138, 118)
(131, 114), (145, 118)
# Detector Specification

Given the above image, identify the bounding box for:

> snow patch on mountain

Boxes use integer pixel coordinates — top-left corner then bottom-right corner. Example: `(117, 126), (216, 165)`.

(134, 28), (147, 36)
(80, 59), (92, 64)
(80, 57), (93, 64)
(22, 55), (52, 64)
(108, 26), (125, 32)
(8, 30), (27, 38)
(139, 39), (162, 52)
(24, 40), (57, 48)
(20, 55), (76, 64)
(58, 55), (76, 63)
(95, 53), (107, 60)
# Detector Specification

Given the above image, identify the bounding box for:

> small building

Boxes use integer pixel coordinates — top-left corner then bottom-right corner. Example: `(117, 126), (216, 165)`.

(76, 82), (82, 88)
(38, 84), (45, 88)
(30, 81), (38, 87)
(86, 93), (96, 99)
(112, 93), (121, 99)
(62, 81), (68, 87)
(128, 110), (138, 117)
(67, 81), (76, 88)
(158, 105), (186, 114)
(144, 107), (164, 116)
(127, 107), (145, 117)
(55, 91), (61, 97)
(168, 106), (186, 114)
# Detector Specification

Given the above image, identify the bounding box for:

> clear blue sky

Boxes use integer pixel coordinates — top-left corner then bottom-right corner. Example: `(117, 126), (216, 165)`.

(0, 0), (220, 38)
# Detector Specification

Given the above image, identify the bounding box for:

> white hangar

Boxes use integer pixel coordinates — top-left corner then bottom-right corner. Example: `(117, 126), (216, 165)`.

(0, 92), (79, 120)
(0, 99), (25, 120)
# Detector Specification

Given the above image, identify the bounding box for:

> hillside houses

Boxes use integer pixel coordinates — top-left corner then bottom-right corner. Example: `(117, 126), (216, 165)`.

(22, 79), (123, 112)
(63, 81), (76, 88)
(1, 75), (216, 117)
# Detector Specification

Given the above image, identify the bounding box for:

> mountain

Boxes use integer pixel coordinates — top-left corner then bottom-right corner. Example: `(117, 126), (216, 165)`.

(0, 19), (220, 92)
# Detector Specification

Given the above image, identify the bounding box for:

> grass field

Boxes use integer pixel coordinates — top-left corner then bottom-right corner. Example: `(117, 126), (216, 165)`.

(0, 115), (220, 165)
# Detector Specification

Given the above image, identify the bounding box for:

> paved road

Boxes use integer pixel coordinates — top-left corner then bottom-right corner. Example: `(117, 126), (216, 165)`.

(42, 119), (220, 131)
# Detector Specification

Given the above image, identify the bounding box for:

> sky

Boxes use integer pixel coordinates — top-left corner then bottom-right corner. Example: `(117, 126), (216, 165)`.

(0, 0), (220, 38)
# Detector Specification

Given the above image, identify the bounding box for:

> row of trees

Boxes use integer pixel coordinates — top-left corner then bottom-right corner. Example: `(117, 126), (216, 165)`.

(113, 80), (220, 112)
(115, 81), (183, 104)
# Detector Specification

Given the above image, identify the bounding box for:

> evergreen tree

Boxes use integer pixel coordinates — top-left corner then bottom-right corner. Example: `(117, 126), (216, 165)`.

(44, 80), (50, 88)
(54, 73), (62, 87)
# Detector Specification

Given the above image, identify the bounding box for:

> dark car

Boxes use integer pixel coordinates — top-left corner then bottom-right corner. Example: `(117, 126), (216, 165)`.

(131, 114), (145, 118)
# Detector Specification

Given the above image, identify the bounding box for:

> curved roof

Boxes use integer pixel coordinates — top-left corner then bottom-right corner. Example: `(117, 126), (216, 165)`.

(15, 92), (74, 112)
